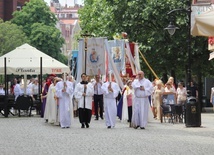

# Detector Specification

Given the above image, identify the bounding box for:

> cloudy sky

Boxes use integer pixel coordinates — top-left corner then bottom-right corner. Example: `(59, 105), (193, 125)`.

(44, 0), (84, 6)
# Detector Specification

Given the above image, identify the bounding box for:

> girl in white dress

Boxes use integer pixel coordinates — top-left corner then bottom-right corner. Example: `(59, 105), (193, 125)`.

(210, 87), (214, 111)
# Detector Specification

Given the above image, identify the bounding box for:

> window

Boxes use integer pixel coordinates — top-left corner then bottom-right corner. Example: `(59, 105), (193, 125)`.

(17, 6), (21, 11)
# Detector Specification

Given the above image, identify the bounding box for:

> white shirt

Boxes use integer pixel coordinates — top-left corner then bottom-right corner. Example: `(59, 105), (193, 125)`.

(93, 81), (103, 95)
(0, 88), (5, 95)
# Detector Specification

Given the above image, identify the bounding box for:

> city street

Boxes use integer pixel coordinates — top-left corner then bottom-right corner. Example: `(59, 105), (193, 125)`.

(0, 112), (214, 155)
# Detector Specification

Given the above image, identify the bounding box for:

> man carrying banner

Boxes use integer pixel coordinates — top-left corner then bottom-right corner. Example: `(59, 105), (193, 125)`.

(132, 71), (153, 129)
(74, 73), (94, 128)
(55, 73), (74, 129)
(101, 74), (120, 129)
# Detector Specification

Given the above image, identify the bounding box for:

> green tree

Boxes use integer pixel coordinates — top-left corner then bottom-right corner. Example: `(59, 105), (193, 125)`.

(12, 0), (64, 60)
(79, 0), (214, 107)
(29, 23), (64, 59)
(79, 0), (214, 82)
(0, 19), (28, 56)
(78, 0), (114, 38)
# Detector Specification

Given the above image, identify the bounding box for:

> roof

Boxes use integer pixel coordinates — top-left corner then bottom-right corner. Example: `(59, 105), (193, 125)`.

(0, 43), (70, 75)
(60, 19), (78, 25)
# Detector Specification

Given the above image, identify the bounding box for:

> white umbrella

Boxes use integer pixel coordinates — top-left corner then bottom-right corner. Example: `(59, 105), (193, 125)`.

(192, 10), (214, 37)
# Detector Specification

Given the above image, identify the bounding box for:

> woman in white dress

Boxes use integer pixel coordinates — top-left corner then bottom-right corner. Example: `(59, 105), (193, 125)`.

(153, 80), (164, 120)
(176, 82), (187, 105)
(45, 77), (61, 125)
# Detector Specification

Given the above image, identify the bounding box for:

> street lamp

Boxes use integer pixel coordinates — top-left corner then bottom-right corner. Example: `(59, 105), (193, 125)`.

(164, 6), (192, 91)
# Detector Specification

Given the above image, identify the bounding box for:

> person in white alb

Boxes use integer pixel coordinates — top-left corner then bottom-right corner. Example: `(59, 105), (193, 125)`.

(55, 73), (74, 129)
(132, 71), (153, 129)
(74, 73), (94, 128)
(101, 75), (120, 129)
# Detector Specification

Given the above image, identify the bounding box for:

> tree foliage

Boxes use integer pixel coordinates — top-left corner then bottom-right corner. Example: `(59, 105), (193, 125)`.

(79, 0), (214, 81)
(11, 0), (65, 61)
(0, 19), (28, 56)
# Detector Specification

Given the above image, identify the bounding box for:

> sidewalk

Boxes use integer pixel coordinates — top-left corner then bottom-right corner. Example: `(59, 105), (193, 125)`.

(0, 112), (214, 155)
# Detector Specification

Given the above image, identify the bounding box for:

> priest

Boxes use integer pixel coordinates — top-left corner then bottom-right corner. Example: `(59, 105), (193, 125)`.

(131, 71), (153, 129)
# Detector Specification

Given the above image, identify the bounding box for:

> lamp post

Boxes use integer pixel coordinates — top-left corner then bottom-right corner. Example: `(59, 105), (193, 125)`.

(164, 4), (192, 91)
(165, 2), (202, 128)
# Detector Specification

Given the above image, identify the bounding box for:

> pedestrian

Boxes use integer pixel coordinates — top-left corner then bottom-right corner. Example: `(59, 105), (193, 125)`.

(188, 81), (198, 98)
(122, 80), (134, 127)
(45, 77), (61, 125)
(0, 83), (5, 95)
(176, 81), (187, 105)
(153, 80), (164, 120)
(131, 71), (153, 129)
(93, 75), (104, 120)
(101, 74), (120, 129)
(74, 73), (94, 128)
(55, 73), (74, 128)
(210, 85), (214, 111)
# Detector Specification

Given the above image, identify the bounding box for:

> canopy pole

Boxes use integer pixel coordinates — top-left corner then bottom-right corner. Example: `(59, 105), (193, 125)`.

(4, 57), (8, 117)
(39, 57), (42, 97)
(4, 57), (7, 95)
(138, 50), (159, 80)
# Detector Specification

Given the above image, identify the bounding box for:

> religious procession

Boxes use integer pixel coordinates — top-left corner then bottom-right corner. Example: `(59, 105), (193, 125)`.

(0, 33), (200, 130)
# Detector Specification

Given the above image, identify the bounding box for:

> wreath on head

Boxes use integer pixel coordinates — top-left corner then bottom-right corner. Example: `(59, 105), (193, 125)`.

(208, 37), (214, 45)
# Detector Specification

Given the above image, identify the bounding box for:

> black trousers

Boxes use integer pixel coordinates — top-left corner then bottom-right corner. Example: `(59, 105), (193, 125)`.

(128, 106), (132, 122)
(78, 108), (92, 124)
(94, 94), (103, 119)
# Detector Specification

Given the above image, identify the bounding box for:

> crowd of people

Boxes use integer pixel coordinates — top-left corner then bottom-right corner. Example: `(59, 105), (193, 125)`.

(39, 70), (154, 129)
(2, 70), (210, 130)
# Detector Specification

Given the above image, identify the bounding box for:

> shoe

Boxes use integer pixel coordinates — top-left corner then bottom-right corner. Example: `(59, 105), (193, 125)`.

(66, 127), (70, 128)
(140, 127), (145, 129)
(107, 126), (111, 129)
(100, 116), (104, 120)
(134, 126), (139, 129)
(85, 123), (89, 128)
(94, 118), (98, 120)
(61, 127), (65, 129)
(81, 124), (85, 128)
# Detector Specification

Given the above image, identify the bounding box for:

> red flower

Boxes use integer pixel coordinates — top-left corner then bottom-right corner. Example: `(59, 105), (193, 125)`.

(208, 37), (214, 45)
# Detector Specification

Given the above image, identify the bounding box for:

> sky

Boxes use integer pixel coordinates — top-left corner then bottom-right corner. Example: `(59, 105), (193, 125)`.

(43, 0), (84, 6)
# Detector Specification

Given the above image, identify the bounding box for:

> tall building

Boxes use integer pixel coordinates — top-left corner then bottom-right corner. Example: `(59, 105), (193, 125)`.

(50, 0), (82, 56)
(0, 0), (29, 21)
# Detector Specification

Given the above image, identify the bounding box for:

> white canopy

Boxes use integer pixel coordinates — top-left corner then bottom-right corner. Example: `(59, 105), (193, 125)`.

(0, 43), (70, 75)
(192, 10), (214, 37)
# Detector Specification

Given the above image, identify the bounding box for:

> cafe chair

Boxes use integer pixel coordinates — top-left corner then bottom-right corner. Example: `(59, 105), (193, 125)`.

(16, 95), (33, 117)
(161, 104), (175, 124)
(0, 95), (6, 116)
(174, 104), (184, 123)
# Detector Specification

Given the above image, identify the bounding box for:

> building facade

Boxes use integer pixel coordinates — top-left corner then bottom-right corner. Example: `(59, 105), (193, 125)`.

(0, 0), (29, 21)
(50, 1), (82, 60)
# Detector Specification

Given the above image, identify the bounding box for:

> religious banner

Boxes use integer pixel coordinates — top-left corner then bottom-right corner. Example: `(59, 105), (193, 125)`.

(86, 37), (106, 75)
(108, 39), (126, 75)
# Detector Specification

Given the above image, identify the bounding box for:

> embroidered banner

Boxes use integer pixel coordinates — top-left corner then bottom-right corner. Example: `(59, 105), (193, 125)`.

(108, 40), (126, 75)
(86, 37), (106, 75)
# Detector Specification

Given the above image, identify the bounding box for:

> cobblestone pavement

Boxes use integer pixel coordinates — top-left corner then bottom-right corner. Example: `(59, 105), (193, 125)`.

(0, 112), (214, 155)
